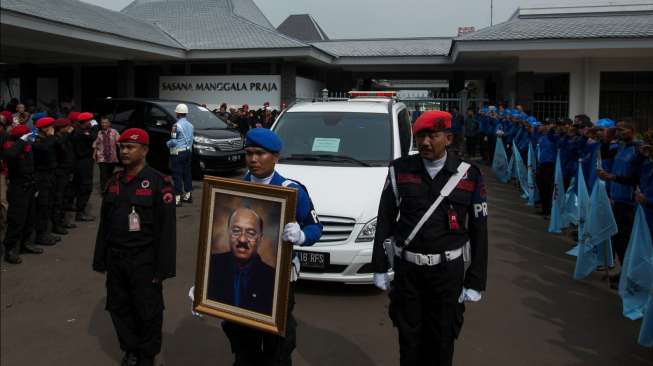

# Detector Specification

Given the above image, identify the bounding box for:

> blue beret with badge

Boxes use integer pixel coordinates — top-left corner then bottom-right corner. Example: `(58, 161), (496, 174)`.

(596, 118), (615, 128)
(244, 128), (283, 153)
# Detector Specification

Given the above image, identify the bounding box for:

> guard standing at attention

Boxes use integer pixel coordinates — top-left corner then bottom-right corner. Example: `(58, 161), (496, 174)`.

(32, 117), (61, 246)
(2, 125), (43, 263)
(372, 111), (488, 366)
(93, 128), (176, 366)
(218, 128), (322, 366)
(52, 118), (77, 232)
(71, 112), (98, 221)
(166, 103), (194, 207)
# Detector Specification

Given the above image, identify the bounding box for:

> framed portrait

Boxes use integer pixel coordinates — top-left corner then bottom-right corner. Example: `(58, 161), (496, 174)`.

(193, 176), (297, 336)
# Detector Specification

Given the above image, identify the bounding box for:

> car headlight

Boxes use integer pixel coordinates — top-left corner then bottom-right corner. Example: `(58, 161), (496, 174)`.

(193, 136), (213, 144)
(355, 217), (376, 242)
(194, 144), (215, 152)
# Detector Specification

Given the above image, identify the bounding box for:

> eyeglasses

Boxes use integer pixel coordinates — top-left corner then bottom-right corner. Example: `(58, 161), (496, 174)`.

(230, 227), (259, 240)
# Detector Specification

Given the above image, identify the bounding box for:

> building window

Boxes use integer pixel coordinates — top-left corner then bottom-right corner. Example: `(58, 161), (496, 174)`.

(531, 73), (569, 122)
(600, 71), (653, 131)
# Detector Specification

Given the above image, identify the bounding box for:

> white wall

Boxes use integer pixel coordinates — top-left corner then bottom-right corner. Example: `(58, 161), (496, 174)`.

(159, 75), (281, 110)
(295, 76), (324, 100)
(519, 57), (653, 122)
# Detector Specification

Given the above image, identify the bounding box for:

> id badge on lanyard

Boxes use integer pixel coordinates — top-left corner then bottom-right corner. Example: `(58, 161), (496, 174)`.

(128, 206), (141, 232)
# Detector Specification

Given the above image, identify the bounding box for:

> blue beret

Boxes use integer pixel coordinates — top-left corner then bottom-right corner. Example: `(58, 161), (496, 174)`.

(596, 118), (615, 128)
(31, 112), (46, 121)
(527, 116), (539, 125)
(244, 128), (283, 153)
(481, 107), (489, 113)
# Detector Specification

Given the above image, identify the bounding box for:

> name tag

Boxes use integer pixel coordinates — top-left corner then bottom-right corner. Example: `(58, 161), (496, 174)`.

(128, 207), (141, 232)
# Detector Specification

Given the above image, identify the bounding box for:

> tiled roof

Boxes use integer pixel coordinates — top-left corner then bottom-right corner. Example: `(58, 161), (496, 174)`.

(277, 14), (329, 42)
(457, 13), (653, 41)
(311, 38), (452, 57)
(0, 0), (181, 48)
(122, 0), (307, 50)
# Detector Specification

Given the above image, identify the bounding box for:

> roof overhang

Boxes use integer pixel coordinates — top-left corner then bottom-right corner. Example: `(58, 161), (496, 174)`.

(0, 9), (185, 63)
(451, 37), (653, 61)
(185, 46), (335, 64)
(332, 55), (451, 66)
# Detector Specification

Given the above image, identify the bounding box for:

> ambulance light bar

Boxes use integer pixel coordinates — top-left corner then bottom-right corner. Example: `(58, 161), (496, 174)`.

(348, 91), (396, 98)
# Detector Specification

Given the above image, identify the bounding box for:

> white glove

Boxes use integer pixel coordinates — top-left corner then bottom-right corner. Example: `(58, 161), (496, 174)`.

(188, 286), (203, 318)
(90, 119), (98, 127)
(283, 222), (305, 245)
(19, 133), (32, 142)
(373, 273), (390, 291)
(458, 288), (482, 303)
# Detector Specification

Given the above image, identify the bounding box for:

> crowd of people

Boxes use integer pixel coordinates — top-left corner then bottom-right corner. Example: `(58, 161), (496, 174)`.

(0, 100), (122, 264)
(473, 103), (652, 346)
(211, 102), (282, 136)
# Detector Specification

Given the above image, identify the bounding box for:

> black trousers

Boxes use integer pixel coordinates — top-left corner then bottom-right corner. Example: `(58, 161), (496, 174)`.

(4, 181), (36, 252)
(52, 169), (72, 225)
(389, 256), (465, 366)
(74, 158), (94, 212)
(222, 285), (296, 366)
(536, 162), (555, 215)
(35, 171), (54, 236)
(98, 162), (116, 192)
(106, 246), (164, 358)
(612, 202), (636, 263)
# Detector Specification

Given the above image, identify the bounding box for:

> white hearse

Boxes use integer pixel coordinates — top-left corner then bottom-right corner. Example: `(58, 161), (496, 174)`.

(272, 92), (413, 283)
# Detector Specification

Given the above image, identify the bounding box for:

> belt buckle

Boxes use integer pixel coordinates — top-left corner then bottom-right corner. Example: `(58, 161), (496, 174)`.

(427, 255), (435, 266)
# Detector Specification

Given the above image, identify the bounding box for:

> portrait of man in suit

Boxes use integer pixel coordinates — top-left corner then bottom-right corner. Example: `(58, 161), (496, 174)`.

(207, 207), (275, 315)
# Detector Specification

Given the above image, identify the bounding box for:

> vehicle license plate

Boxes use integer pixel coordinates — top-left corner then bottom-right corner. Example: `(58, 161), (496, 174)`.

(296, 250), (329, 269)
(229, 155), (240, 161)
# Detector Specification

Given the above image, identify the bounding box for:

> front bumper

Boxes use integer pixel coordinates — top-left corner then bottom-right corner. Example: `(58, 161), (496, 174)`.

(293, 241), (394, 284)
(193, 148), (245, 172)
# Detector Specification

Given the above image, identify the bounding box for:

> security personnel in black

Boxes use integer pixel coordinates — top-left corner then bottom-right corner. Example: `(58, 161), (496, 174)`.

(52, 118), (77, 232)
(2, 124), (44, 264)
(93, 128), (176, 366)
(32, 117), (60, 246)
(71, 112), (98, 221)
(372, 111), (488, 366)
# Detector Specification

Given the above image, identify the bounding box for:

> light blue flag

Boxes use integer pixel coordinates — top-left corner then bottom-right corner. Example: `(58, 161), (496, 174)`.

(573, 179), (616, 278)
(639, 290), (653, 347)
(512, 144), (529, 197)
(563, 177), (579, 227)
(507, 151), (515, 179)
(492, 138), (510, 183)
(548, 150), (566, 233)
(573, 162), (592, 279)
(618, 205), (653, 320)
(527, 143), (539, 206)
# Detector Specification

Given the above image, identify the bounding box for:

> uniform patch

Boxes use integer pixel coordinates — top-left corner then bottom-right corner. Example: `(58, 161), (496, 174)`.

(473, 202), (488, 218)
(141, 180), (150, 189)
(107, 184), (119, 194)
(397, 173), (421, 184)
(456, 180), (476, 192)
(163, 192), (174, 204)
(135, 188), (152, 196)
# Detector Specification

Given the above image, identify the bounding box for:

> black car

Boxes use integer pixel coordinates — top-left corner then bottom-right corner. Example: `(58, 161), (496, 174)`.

(96, 98), (245, 176)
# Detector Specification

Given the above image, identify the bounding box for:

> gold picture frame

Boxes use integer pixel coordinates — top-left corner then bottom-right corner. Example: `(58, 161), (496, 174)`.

(193, 176), (297, 336)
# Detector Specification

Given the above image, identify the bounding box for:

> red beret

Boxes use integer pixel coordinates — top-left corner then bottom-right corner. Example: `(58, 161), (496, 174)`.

(68, 111), (80, 122)
(77, 112), (93, 121)
(413, 111), (452, 135)
(1, 111), (12, 122)
(35, 117), (55, 129)
(118, 128), (149, 145)
(55, 118), (71, 128)
(10, 124), (30, 137)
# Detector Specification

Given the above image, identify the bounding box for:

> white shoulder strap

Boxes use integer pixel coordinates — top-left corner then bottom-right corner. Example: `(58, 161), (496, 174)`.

(388, 166), (400, 207)
(404, 162), (471, 246)
(282, 179), (294, 187)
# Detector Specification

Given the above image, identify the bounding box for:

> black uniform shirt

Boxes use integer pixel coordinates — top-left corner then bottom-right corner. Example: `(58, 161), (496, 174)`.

(2, 139), (35, 182)
(55, 133), (75, 170)
(71, 127), (98, 159)
(93, 165), (177, 280)
(33, 135), (58, 171)
(372, 153), (489, 291)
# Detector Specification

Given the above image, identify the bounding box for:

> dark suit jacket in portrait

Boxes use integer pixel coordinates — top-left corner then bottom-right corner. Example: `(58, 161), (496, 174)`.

(207, 252), (275, 315)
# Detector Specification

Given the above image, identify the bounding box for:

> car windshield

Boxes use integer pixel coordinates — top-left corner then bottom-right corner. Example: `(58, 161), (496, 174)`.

(274, 111), (392, 166)
(159, 102), (229, 130)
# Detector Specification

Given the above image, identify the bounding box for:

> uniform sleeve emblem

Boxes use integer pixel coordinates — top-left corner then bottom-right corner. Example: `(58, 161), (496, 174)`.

(141, 180), (150, 189)
(163, 192), (174, 204)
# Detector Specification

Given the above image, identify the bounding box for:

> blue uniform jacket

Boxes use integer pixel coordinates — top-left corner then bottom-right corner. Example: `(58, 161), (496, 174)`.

(538, 132), (558, 164)
(609, 143), (642, 204)
(244, 171), (323, 246)
(166, 117), (194, 150)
